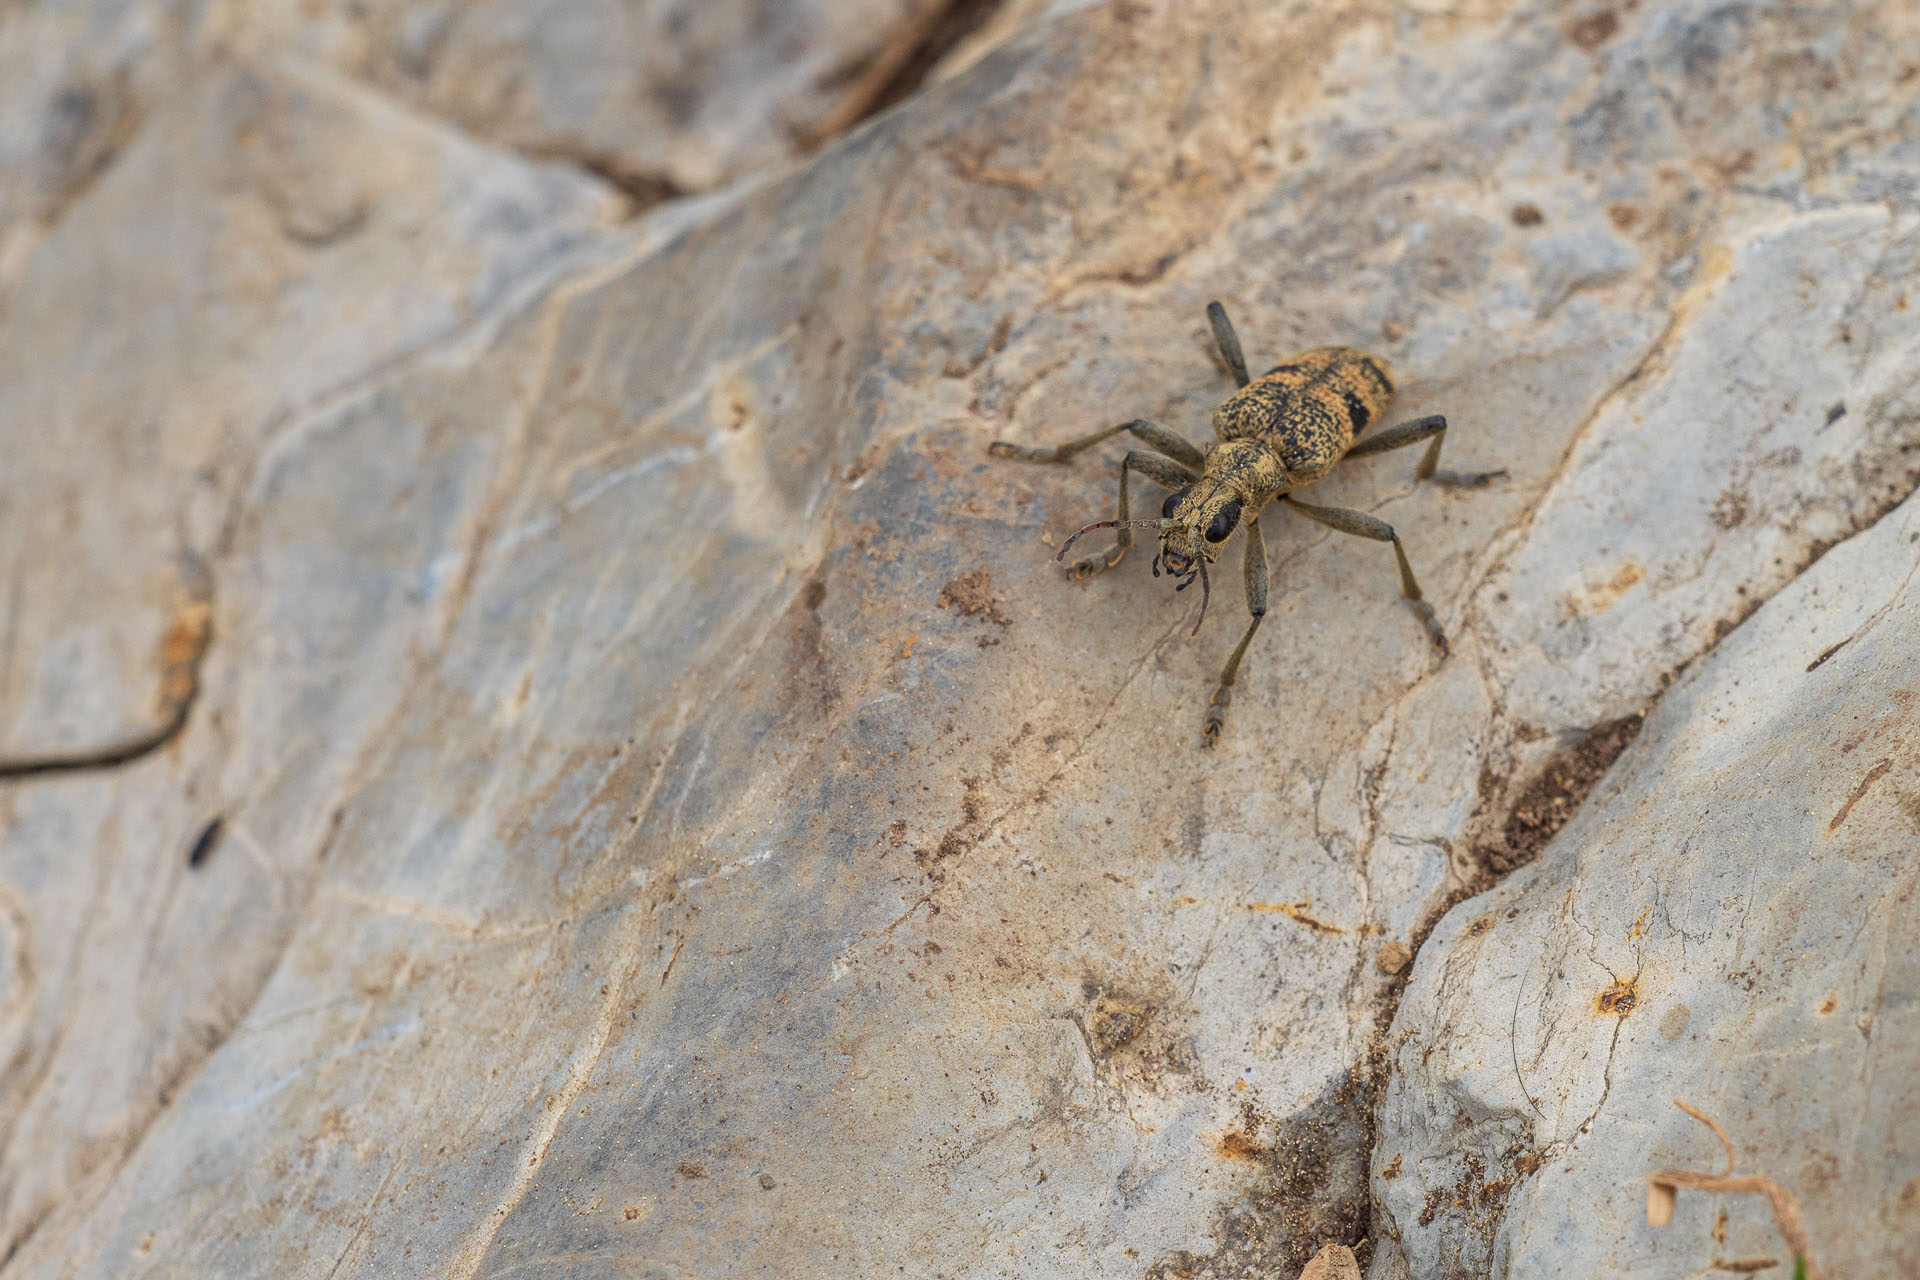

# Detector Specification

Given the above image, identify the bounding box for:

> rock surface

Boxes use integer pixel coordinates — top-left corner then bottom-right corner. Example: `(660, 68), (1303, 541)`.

(0, 0), (1023, 256)
(0, 52), (623, 757)
(1373, 485), (1920, 1278)
(208, 0), (987, 195)
(0, 0), (1914, 1277)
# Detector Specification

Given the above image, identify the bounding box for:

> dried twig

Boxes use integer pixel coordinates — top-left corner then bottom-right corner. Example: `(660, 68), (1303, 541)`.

(1645, 1099), (1820, 1280)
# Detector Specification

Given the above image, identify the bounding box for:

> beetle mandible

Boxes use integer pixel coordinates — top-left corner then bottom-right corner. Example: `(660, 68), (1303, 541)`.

(989, 301), (1503, 746)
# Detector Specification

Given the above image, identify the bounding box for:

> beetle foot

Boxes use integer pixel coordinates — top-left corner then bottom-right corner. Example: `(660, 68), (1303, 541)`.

(1202, 687), (1231, 747)
(1410, 600), (1449, 656)
(1065, 545), (1127, 580)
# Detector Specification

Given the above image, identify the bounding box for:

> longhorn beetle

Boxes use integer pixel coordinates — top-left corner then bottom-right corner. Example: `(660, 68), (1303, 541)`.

(989, 302), (1502, 746)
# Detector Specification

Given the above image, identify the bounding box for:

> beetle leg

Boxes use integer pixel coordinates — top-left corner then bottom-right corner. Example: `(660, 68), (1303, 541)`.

(1065, 449), (1198, 579)
(1280, 496), (1449, 655)
(1206, 301), (1251, 389)
(1342, 414), (1506, 487)
(989, 417), (1206, 471)
(1202, 517), (1267, 747)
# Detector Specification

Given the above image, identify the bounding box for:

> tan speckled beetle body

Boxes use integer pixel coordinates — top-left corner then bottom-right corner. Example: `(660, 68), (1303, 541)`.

(990, 302), (1502, 746)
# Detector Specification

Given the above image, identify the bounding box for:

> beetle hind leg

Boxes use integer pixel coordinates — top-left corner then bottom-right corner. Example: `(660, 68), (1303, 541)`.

(1280, 495), (1450, 655)
(1206, 301), (1251, 389)
(1342, 414), (1506, 487)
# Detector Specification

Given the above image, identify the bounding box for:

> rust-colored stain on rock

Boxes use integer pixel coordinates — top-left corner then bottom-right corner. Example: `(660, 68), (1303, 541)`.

(1245, 900), (1344, 934)
(1565, 9), (1620, 49)
(1828, 759), (1892, 832)
(1567, 561), (1644, 616)
(1214, 1130), (1266, 1161)
(1376, 939), (1413, 975)
(158, 598), (213, 705)
(1596, 979), (1638, 1017)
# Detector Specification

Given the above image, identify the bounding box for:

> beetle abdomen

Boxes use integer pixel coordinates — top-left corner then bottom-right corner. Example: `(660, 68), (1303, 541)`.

(1257, 346), (1394, 433)
(1211, 346), (1395, 478)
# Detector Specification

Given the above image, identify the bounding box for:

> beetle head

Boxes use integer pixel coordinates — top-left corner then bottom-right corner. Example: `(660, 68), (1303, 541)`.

(1154, 482), (1242, 577)
(1056, 479), (1245, 634)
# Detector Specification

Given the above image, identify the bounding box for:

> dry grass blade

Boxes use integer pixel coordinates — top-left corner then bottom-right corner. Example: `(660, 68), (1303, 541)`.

(1673, 1098), (1735, 1174)
(1645, 1099), (1821, 1280)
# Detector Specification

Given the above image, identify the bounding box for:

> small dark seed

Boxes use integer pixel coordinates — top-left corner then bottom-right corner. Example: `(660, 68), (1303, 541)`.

(186, 816), (224, 869)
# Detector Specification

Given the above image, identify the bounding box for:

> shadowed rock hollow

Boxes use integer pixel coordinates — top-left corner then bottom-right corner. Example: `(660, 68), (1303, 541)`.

(0, 1), (1915, 1277)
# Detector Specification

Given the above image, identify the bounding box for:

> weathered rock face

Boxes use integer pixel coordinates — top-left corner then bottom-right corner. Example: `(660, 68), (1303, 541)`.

(0, 1), (1914, 1278)
(1373, 484), (1920, 1280)
(0, 53), (623, 757)
(0, 0), (1015, 257)
(0, 43), (626, 1263)
(0, 1), (172, 249)
(210, 0), (1004, 195)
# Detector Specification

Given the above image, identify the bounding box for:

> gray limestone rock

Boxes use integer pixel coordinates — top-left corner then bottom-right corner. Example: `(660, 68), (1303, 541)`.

(0, 1), (1914, 1277)
(0, 46), (621, 1264)
(0, 53), (621, 760)
(211, 0), (998, 195)
(1373, 486), (1920, 1279)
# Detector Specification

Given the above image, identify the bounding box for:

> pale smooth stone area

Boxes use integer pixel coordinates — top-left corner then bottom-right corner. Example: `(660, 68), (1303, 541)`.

(0, 1), (1914, 1277)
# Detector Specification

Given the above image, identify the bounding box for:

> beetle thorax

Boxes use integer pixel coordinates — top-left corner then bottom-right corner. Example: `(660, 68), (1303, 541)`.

(1204, 438), (1290, 504)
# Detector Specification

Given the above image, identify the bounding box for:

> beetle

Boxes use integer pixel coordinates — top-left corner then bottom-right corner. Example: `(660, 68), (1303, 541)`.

(989, 301), (1502, 746)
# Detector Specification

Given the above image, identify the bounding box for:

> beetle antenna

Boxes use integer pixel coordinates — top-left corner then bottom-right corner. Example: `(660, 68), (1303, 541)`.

(1056, 518), (1173, 562)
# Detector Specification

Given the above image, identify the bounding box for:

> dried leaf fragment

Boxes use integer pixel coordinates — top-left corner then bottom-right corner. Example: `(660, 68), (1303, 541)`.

(1376, 939), (1413, 974)
(1298, 1242), (1362, 1279)
(1644, 1100), (1820, 1280)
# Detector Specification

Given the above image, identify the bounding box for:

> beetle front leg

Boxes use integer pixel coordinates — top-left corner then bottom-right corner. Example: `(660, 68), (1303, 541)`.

(1203, 517), (1267, 747)
(1066, 449), (1198, 579)
(989, 417), (1206, 471)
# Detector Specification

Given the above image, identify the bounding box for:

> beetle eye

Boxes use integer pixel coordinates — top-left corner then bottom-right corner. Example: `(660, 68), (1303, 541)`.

(1205, 500), (1242, 543)
(1161, 486), (1192, 518)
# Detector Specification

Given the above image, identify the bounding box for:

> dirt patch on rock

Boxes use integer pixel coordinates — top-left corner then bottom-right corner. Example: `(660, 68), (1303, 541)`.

(937, 566), (1012, 628)
(1467, 713), (1647, 882)
(1147, 1080), (1371, 1280)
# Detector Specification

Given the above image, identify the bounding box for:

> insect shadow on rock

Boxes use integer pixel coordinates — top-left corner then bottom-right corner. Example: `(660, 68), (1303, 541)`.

(990, 301), (1504, 747)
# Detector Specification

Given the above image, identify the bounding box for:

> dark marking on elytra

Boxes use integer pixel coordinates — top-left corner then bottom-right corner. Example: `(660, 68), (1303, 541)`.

(1340, 389), (1373, 433)
(1358, 357), (1393, 401)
